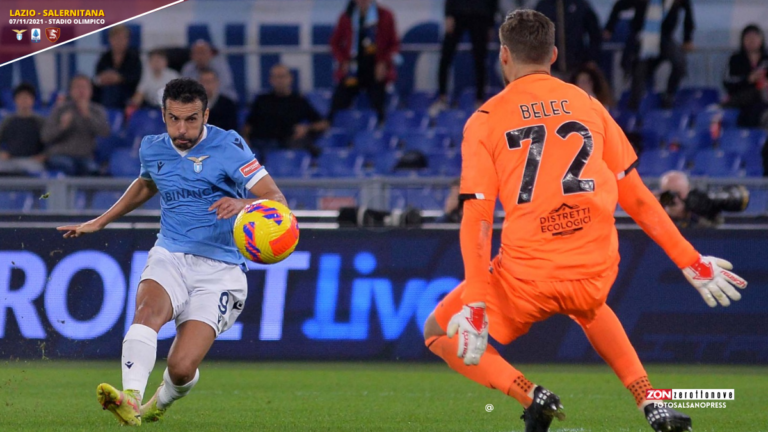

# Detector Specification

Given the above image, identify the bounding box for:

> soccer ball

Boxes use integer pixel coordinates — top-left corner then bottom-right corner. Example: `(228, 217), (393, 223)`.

(233, 199), (299, 264)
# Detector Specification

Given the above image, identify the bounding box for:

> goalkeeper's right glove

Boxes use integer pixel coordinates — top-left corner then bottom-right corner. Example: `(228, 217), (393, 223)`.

(682, 255), (748, 307)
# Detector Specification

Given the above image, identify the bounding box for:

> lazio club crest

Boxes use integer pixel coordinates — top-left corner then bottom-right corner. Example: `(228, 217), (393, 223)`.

(187, 155), (210, 173)
(12, 29), (26, 41)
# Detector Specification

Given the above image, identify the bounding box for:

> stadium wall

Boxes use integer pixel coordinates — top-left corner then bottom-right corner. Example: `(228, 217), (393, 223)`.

(1, 227), (767, 363)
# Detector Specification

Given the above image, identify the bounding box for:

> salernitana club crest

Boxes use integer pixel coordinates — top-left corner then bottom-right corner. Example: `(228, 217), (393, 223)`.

(187, 156), (210, 173)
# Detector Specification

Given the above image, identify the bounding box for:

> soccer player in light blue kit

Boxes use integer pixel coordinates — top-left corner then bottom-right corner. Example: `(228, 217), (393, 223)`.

(58, 78), (287, 425)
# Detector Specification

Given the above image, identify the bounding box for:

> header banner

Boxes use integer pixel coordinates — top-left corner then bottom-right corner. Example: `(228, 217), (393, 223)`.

(1, 0), (184, 67)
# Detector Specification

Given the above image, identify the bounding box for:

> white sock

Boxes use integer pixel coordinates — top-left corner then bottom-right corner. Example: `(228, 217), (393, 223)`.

(157, 368), (199, 409)
(121, 324), (158, 399)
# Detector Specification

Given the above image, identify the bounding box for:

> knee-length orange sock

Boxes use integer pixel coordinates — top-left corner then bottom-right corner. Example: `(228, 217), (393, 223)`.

(426, 335), (534, 407)
(579, 305), (651, 408)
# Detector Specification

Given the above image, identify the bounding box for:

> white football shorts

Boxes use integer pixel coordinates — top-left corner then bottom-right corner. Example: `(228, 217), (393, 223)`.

(140, 246), (247, 336)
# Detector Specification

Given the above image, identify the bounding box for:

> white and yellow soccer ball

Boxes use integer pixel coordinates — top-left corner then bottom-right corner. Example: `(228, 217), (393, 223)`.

(233, 199), (299, 264)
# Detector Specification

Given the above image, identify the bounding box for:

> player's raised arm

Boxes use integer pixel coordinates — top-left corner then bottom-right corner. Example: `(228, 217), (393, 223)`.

(601, 107), (748, 307)
(445, 111), (498, 366)
(57, 178), (158, 238)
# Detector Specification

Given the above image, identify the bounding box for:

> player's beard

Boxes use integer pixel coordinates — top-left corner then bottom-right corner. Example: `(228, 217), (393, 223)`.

(171, 122), (205, 151)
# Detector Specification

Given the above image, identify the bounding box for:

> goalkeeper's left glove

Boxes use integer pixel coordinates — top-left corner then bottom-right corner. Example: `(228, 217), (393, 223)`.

(446, 303), (488, 365)
(682, 255), (748, 307)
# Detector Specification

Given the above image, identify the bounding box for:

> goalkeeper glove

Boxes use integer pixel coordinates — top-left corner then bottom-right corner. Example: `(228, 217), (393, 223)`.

(683, 255), (748, 307)
(446, 303), (488, 365)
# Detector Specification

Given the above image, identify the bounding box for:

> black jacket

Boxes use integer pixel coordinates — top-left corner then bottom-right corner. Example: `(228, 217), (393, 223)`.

(605, 0), (695, 44)
(207, 95), (239, 132)
(94, 48), (142, 109)
(723, 51), (768, 97)
(445, 0), (498, 22)
(535, 0), (602, 71)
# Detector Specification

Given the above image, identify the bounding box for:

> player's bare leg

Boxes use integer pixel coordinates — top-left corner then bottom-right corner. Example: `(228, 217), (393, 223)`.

(579, 304), (692, 432)
(142, 320), (216, 422)
(98, 279), (172, 425)
(424, 312), (564, 431)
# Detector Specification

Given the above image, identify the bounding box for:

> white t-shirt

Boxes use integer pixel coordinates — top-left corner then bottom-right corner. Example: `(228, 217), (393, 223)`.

(137, 68), (180, 106)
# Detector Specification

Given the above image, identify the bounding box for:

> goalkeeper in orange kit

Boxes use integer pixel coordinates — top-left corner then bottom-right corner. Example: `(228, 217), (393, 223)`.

(422, 10), (748, 432)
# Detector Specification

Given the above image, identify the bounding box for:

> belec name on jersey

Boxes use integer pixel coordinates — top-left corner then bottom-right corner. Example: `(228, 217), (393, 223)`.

(519, 100), (572, 120)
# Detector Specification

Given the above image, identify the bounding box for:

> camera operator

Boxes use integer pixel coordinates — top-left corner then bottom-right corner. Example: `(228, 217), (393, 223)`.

(658, 170), (750, 227)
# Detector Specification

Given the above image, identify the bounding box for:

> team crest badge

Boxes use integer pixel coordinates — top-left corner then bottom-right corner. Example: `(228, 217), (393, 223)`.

(12, 29), (26, 41)
(187, 155), (210, 173)
(45, 28), (60, 43)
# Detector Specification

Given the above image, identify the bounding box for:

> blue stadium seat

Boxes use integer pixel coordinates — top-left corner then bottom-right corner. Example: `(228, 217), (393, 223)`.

(610, 109), (638, 132)
(109, 148), (140, 177)
(0, 89), (14, 109)
(264, 150), (311, 177)
(91, 191), (122, 210)
(0, 191), (33, 211)
(406, 91), (436, 112)
(126, 109), (165, 145)
(353, 131), (395, 156)
(427, 151), (461, 177)
(618, 91), (660, 114)
(666, 129), (712, 155)
(96, 135), (130, 164)
(693, 108), (740, 131)
(640, 109), (689, 149)
(331, 109), (377, 135)
(237, 107), (249, 129)
(316, 129), (351, 149)
(398, 130), (449, 154)
(457, 88), (479, 112)
(314, 150), (362, 177)
(369, 150), (402, 175)
(674, 87), (720, 113)
(690, 150), (741, 177)
(306, 89), (332, 117)
(383, 110), (428, 135)
(719, 128), (767, 155)
(637, 150), (685, 177)
(742, 148), (764, 177)
(434, 109), (470, 136)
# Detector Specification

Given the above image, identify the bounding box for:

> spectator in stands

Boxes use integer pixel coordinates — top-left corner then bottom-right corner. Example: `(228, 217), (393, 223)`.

(535, 0), (602, 78)
(0, 83), (46, 175)
(93, 25), (142, 109)
(723, 24), (768, 128)
(42, 75), (110, 176)
(181, 40), (238, 102)
(429, 0), (498, 115)
(329, 0), (400, 123)
(570, 63), (615, 107)
(604, 0), (695, 110)
(199, 68), (238, 132)
(130, 49), (179, 108)
(243, 64), (329, 154)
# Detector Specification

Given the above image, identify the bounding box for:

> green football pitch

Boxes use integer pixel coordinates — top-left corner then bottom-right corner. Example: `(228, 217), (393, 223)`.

(1, 361), (766, 431)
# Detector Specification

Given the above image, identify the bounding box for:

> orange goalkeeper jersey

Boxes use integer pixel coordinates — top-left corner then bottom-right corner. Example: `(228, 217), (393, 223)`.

(460, 73), (638, 281)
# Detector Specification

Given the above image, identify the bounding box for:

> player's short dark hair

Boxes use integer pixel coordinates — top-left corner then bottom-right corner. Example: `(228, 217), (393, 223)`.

(13, 82), (36, 99)
(499, 10), (555, 65)
(162, 78), (208, 112)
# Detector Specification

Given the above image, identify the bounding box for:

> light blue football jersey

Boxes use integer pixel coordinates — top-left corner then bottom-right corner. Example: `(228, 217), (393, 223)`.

(139, 125), (268, 268)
